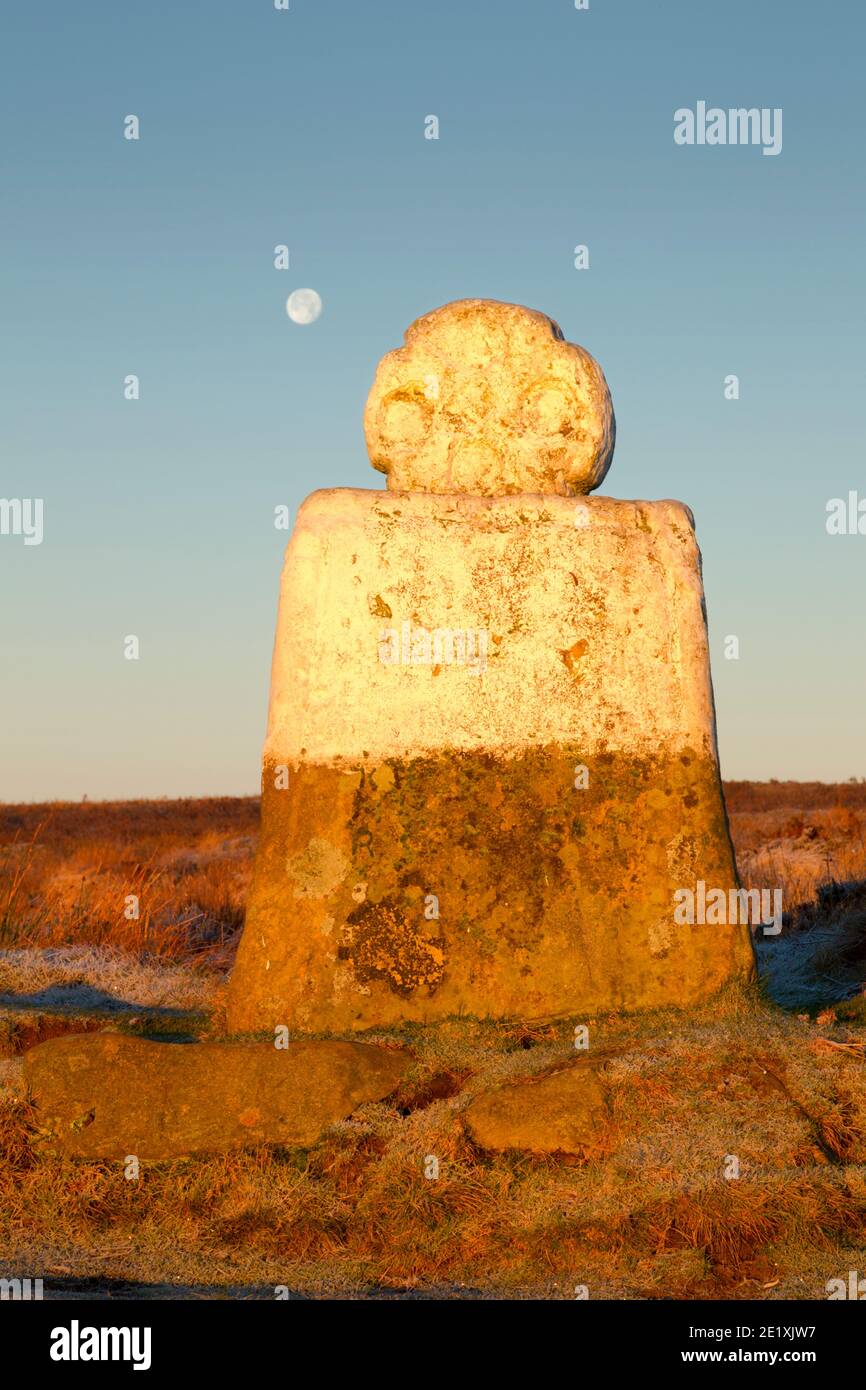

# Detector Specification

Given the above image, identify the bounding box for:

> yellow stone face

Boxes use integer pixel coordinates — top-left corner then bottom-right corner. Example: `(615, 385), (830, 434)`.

(364, 299), (616, 497)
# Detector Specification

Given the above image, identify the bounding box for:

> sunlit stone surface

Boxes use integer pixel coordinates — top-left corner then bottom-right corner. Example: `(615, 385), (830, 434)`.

(226, 301), (753, 1035)
(364, 299), (615, 497)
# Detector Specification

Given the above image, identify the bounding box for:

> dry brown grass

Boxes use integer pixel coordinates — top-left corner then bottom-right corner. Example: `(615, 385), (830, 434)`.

(725, 781), (866, 815)
(3, 782), (864, 971)
(727, 787), (866, 906)
(4, 995), (866, 1297)
(3, 784), (866, 1297)
(0, 799), (256, 966)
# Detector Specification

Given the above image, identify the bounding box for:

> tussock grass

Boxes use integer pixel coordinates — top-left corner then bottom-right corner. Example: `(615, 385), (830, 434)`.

(0, 798), (254, 964)
(4, 990), (866, 1297)
(3, 784), (866, 1297)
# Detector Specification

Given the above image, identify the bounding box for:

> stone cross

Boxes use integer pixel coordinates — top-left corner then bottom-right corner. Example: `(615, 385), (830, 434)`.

(364, 298), (615, 496)
(226, 299), (753, 1035)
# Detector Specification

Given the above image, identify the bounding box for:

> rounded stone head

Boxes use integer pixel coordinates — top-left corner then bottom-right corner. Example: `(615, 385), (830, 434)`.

(364, 298), (615, 496)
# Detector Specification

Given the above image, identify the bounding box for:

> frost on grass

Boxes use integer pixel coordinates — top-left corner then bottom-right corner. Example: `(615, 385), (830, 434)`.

(755, 880), (866, 1012)
(0, 946), (219, 1014)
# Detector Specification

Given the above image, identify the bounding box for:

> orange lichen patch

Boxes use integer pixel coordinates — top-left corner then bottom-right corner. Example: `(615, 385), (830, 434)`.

(559, 638), (588, 673)
(367, 594), (393, 619)
(340, 900), (446, 997)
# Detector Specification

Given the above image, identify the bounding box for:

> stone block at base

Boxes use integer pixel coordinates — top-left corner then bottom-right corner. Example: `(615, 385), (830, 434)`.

(464, 1064), (607, 1155)
(23, 1034), (409, 1159)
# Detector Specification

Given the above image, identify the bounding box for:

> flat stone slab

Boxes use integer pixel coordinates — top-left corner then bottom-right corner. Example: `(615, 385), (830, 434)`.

(23, 1034), (409, 1160)
(464, 1063), (607, 1156)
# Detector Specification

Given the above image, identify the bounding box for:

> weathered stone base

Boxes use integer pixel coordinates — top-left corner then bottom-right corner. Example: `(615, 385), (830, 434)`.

(225, 490), (754, 1033)
(23, 1035), (409, 1159)
(226, 746), (754, 1034)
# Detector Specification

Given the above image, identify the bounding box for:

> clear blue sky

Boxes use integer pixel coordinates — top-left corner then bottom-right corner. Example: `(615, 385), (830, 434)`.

(2, 0), (864, 800)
